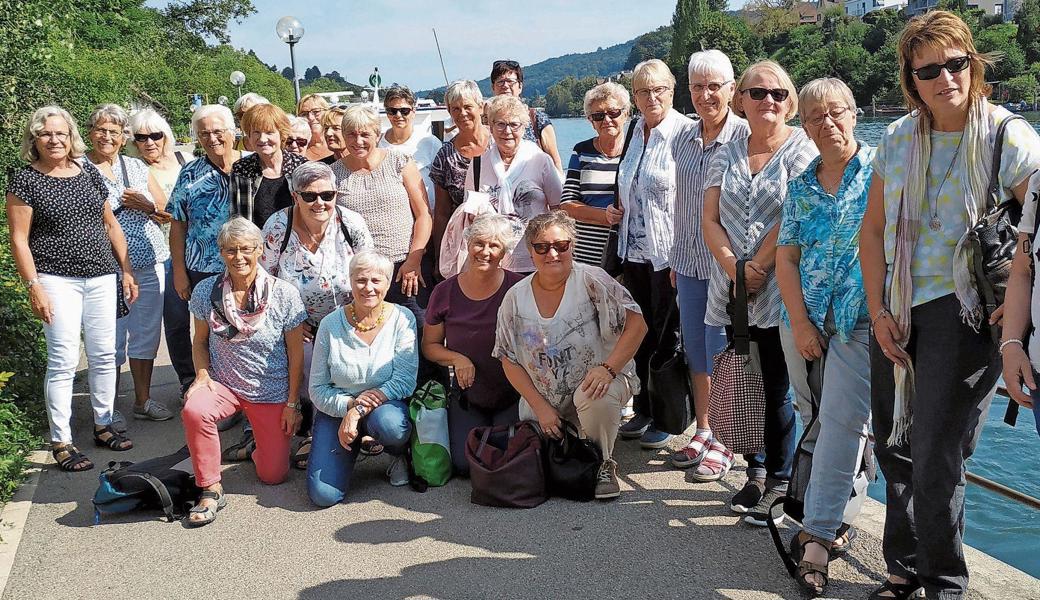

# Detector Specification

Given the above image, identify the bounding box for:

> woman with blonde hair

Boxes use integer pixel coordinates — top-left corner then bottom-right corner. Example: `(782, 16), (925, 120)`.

(319, 106), (348, 165)
(297, 93), (332, 161)
(860, 11), (1040, 599)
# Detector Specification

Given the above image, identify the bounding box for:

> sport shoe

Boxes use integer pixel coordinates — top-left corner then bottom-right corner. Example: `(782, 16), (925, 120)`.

(744, 483), (789, 527)
(111, 410), (127, 433)
(618, 414), (651, 439)
(686, 440), (735, 482)
(595, 459), (621, 500)
(639, 427), (673, 449)
(216, 411), (243, 432)
(133, 399), (173, 421)
(670, 431), (712, 468)
(387, 456), (409, 487)
(731, 479), (765, 513)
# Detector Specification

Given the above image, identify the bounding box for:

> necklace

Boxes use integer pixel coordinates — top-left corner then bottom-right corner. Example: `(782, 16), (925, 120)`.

(347, 302), (387, 332)
(593, 137), (623, 158)
(928, 133), (964, 232)
(534, 273), (567, 292)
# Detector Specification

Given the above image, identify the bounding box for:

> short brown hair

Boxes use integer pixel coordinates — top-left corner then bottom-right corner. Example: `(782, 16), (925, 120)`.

(524, 210), (577, 245)
(240, 103), (292, 143)
(897, 10), (996, 115)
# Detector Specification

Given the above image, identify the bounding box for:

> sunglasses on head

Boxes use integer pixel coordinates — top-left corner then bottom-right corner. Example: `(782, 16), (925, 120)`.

(494, 60), (520, 70)
(386, 107), (413, 117)
(286, 137), (309, 147)
(531, 240), (572, 255)
(133, 132), (164, 143)
(912, 55), (970, 81)
(741, 87), (790, 102)
(589, 109), (624, 122)
(298, 191), (336, 203)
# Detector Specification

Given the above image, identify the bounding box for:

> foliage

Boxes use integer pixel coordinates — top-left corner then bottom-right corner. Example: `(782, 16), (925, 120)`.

(1003, 74), (1038, 101)
(625, 27), (673, 70)
(160, 0), (256, 45)
(1017, 0), (1040, 64)
(670, 0), (710, 67)
(545, 76), (605, 116)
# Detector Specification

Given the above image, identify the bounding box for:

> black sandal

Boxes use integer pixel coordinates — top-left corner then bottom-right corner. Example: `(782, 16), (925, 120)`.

(790, 531), (830, 597)
(52, 445), (94, 472)
(93, 425), (133, 451)
(184, 490), (226, 528)
(221, 430), (255, 462)
(868, 578), (924, 599)
(292, 437), (312, 470)
(830, 523), (857, 557)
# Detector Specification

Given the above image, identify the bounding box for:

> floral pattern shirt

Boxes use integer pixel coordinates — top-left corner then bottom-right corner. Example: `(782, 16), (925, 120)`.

(169, 156), (232, 274)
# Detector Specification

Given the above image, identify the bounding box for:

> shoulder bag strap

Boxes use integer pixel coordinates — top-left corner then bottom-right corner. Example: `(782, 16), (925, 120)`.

(111, 155), (132, 216)
(473, 155), (481, 191)
(988, 114), (1025, 209)
(612, 120), (640, 211)
(732, 259), (751, 355)
(335, 206), (355, 250)
(175, 151), (187, 166)
(278, 206), (295, 255)
(118, 472), (176, 522)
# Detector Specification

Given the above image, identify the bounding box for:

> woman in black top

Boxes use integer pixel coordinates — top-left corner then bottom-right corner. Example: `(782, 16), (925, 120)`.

(230, 103), (308, 228)
(5, 105), (139, 472)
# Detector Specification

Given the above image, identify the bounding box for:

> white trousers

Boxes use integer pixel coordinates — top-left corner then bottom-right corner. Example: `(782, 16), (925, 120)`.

(115, 262), (165, 365)
(39, 273), (117, 444)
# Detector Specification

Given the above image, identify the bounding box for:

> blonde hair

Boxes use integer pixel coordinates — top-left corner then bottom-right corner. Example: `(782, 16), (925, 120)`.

(524, 210), (577, 245)
(445, 80), (483, 109)
(486, 95), (530, 127)
(583, 83), (631, 117)
(632, 59), (676, 91)
(798, 78), (857, 123)
(296, 93), (330, 115)
(20, 106), (87, 162)
(322, 106), (347, 129)
(733, 59), (799, 121)
(341, 104), (380, 135)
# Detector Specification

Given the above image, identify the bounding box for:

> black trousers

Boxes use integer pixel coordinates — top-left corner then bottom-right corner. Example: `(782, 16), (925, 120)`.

(622, 261), (677, 418)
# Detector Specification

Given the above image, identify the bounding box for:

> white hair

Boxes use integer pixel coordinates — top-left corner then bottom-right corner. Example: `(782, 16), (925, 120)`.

(798, 77), (858, 122)
(126, 109), (177, 160)
(289, 161), (336, 193)
(463, 213), (520, 252)
(191, 104), (235, 138)
(233, 92), (269, 116)
(341, 104), (380, 134)
(445, 80), (483, 108)
(289, 116), (311, 139)
(216, 216), (262, 250)
(87, 103), (130, 135)
(349, 250), (394, 281)
(688, 49), (735, 83)
(583, 82), (631, 117)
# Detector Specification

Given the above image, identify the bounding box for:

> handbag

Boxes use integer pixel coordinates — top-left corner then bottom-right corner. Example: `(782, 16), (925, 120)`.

(966, 114), (1025, 343)
(544, 419), (602, 502)
(648, 301), (694, 435)
(707, 259), (766, 455)
(408, 379), (452, 487)
(465, 422), (546, 508)
(600, 120), (640, 277)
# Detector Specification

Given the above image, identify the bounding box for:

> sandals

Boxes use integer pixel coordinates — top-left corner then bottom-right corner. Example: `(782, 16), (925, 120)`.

(93, 425), (133, 451)
(222, 430), (255, 462)
(686, 440), (734, 482)
(292, 437), (312, 470)
(790, 531), (830, 597)
(868, 578), (924, 600)
(52, 445), (94, 472)
(184, 489), (226, 528)
(830, 523), (857, 557)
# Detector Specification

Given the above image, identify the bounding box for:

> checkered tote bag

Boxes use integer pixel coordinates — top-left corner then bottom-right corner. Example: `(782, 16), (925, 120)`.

(708, 259), (766, 455)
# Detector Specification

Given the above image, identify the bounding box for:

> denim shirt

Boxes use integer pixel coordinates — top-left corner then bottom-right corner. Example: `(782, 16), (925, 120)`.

(778, 143), (875, 341)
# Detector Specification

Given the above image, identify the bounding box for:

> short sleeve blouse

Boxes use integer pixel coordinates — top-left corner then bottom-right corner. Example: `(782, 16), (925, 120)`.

(331, 150), (414, 263)
(429, 141), (470, 212)
(89, 155), (169, 269)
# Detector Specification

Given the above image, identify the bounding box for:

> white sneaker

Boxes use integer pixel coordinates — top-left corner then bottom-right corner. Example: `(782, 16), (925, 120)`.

(133, 399), (173, 421)
(111, 410), (127, 433)
(387, 456), (409, 487)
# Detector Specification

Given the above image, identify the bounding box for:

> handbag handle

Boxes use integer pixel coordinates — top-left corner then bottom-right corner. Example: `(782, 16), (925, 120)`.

(550, 419), (582, 461)
(731, 258), (752, 355)
(987, 114), (1025, 209)
(654, 298), (683, 352)
(475, 426), (493, 458)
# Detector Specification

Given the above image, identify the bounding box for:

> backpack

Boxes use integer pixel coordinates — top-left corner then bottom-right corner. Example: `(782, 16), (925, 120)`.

(92, 446), (201, 523)
(408, 379), (452, 488)
(278, 205), (356, 255)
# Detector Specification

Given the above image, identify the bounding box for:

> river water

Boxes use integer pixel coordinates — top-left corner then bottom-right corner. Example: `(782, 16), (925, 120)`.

(550, 114), (1040, 578)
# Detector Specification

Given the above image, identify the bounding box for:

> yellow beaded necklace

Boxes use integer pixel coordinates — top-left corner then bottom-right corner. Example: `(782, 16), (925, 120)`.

(347, 302), (387, 332)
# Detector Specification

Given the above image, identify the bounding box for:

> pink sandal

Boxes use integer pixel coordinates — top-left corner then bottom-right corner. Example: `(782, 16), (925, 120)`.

(670, 431), (712, 469)
(686, 440), (734, 482)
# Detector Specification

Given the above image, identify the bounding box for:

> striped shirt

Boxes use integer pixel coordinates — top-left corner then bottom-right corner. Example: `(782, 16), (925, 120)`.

(704, 128), (817, 328)
(561, 138), (620, 266)
(671, 112), (750, 279)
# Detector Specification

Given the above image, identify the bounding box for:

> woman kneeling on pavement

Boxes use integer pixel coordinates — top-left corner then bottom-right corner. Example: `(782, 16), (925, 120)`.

(423, 214), (525, 475)
(308, 251), (418, 506)
(493, 211), (647, 500)
(775, 77), (874, 596)
(181, 217), (307, 526)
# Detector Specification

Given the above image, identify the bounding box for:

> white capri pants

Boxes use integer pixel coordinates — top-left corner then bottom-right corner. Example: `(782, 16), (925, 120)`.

(115, 262), (165, 365)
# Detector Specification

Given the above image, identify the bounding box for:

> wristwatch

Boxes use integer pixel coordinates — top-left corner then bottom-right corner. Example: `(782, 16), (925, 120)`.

(286, 401), (300, 411)
(355, 405), (368, 417)
(25, 277), (40, 289)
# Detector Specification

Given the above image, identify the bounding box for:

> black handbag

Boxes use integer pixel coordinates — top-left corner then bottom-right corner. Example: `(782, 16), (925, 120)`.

(601, 120), (640, 277)
(648, 301), (694, 435)
(544, 419), (602, 502)
(966, 114), (1025, 343)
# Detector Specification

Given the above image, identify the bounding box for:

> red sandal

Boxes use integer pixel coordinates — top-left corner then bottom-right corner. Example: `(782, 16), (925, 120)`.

(686, 440), (734, 482)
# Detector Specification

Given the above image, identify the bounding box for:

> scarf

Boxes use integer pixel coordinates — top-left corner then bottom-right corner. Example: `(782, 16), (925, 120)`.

(208, 266), (274, 341)
(487, 139), (541, 215)
(887, 98), (992, 445)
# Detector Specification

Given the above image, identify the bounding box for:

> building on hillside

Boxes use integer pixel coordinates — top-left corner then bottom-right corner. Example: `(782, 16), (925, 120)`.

(794, 1), (822, 23)
(905, 0), (1004, 16)
(844, 0), (907, 16)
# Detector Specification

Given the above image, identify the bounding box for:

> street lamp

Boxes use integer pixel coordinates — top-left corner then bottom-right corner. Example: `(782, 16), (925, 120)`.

(275, 16), (305, 104)
(230, 71), (245, 99)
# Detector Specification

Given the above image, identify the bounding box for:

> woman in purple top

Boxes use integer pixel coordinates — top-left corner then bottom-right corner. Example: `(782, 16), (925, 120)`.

(422, 214), (524, 475)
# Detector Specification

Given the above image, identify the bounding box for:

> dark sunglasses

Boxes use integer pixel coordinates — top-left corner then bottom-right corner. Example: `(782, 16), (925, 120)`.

(133, 132), (164, 142)
(531, 240), (572, 255)
(912, 55), (970, 81)
(589, 109), (624, 122)
(493, 60), (520, 70)
(386, 107), (413, 117)
(741, 87), (790, 102)
(286, 137), (309, 147)
(298, 191), (336, 203)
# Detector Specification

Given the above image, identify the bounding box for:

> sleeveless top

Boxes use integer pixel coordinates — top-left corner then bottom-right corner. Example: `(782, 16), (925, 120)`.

(331, 149), (413, 262)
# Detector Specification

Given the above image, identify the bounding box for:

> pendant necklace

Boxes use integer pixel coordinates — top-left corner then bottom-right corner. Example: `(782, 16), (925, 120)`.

(928, 133), (963, 232)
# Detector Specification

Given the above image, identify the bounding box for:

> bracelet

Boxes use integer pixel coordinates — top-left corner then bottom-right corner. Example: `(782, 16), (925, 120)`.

(24, 277), (40, 289)
(999, 338), (1024, 354)
(598, 363), (617, 379)
(871, 307), (891, 326)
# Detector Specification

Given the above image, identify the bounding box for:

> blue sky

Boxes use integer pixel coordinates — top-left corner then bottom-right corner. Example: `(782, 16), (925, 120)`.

(153, 0), (681, 90)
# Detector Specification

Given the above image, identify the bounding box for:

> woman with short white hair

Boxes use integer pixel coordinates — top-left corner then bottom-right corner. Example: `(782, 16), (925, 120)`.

(466, 94), (562, 273)
(422, 214), (525, 474)
(286, 116), (312, 156)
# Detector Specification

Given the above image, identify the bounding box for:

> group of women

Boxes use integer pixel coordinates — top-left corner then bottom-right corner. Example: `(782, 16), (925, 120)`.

(6, 10), (1040, 599)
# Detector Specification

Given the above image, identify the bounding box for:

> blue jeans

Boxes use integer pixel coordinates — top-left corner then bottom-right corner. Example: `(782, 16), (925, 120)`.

(675, 274), (726, 374)
(307, 401), (413, 507)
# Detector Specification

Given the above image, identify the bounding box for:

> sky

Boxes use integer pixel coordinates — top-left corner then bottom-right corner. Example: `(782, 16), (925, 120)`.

(155, 0), (682, 90)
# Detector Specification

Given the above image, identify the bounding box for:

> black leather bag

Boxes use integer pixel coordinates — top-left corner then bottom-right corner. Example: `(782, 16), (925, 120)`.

(544, 420), (602, 502)
(648, 302), (694, 435)
(601, 120), (640, 277)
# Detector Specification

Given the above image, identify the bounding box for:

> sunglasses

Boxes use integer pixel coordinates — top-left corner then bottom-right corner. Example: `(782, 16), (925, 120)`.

(286, 137), (309, 147)
(741, 87), (790, 102)
(133, 132), (164, 143)
(589, 109), (624, 122)
(386, 107), (413, 117)
(912, 56), (970, 81)
(531, 240), (572, 255)
(298, 191), (337, 203)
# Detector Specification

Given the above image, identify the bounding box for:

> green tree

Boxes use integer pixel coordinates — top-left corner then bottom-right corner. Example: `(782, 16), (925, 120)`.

(670, 0), (709, 67)
(976, 23), (1027, 82)
(1015, 0), (1040, 64)
(161, 0), (256, 44)
(698, 12), (751, 73)
(625, 27), (672, 69)
(1004, 73), (1037, 101)
(546, 82), (573, 116)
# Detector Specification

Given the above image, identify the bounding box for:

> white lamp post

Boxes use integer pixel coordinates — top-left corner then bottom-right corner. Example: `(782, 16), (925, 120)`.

(230, 71), (245, 99)
(275, 16), (305, 104)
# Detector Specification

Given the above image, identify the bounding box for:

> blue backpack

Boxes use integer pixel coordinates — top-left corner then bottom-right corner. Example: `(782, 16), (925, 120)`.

(92, 446), (201, 523)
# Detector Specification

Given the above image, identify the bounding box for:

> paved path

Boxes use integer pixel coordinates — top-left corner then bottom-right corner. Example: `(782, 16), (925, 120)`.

(2, 344), (1038, 600)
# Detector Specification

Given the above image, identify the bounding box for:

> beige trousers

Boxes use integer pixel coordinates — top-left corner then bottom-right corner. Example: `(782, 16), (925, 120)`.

(519, 375), (630, 459)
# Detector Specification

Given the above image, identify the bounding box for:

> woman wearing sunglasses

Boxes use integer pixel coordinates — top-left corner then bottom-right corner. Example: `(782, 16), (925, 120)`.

(494, 211), (647, 500)
(286, 116), (312, 156)
(702, 59), (816, 526)
(860, 12), (1040, 600)
(560, 82), (630, 266)
(378, 86), (441, 211)
(260, 162), (373, 470)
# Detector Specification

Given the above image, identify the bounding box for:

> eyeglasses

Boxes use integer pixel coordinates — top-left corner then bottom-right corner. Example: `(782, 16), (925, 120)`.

(531, 240), (572, 255)
(634, 86), (672, 100)
(912, 55), (971, 81)
(494, 77), (520, 88)
(298, 190), (336, 203)
(691, 81), (732, 94)
(493, 121), (524, 133)
(92, 127), (124, 139)
(37, 131), (70, 141)
(286, 137), (309, 147)
(741, 87), (790, 102)
(197, 130), (229, 139)
(386, 107), (413, 117)
(301, 109), (326, 119)
(133, 132), (164, 143)
(589, 109), (624, 122)
(806, 106), (852, 127)
(221, 245), (258, 256)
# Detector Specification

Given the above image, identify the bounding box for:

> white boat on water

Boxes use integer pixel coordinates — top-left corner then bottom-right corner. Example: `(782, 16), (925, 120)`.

(313, 91), (452, 136)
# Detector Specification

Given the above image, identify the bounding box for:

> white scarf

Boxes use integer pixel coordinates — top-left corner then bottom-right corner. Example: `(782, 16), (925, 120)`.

(486, 139), (541, 215)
